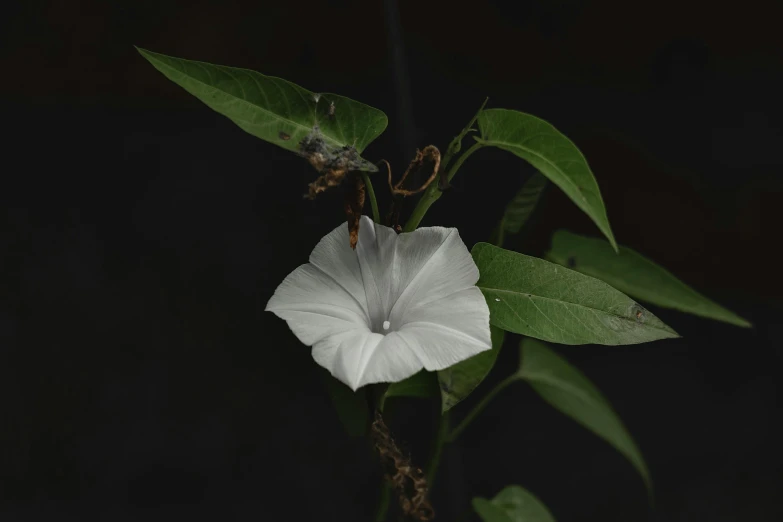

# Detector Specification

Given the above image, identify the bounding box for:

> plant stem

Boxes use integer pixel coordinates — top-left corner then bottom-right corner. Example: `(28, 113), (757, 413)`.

(493, 219), (506, 248)
(447, 375), (517, 442)
(403, 142), (484, 232)
(426, 411), (450, 489)
(361, 171), (381, 223)
(440, 97), (488, 172)
(374, 482), (392, 522)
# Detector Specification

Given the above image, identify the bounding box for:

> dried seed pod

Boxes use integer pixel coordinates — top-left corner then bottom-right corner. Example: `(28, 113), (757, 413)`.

(371, 411), (435, 521)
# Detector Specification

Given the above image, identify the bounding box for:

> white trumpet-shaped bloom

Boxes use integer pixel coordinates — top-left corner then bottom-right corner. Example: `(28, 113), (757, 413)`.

(266, 216), (492, 390)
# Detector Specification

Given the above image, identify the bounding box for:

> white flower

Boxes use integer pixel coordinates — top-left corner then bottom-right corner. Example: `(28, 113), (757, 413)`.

(266, 216), (492, 390)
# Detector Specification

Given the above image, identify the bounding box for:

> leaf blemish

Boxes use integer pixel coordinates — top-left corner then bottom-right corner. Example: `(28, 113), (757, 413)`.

(567, 256), (576, 268)
(279, 131), (291, 141)
(299, 125), (375, 200)
(629, 304), (647, 323)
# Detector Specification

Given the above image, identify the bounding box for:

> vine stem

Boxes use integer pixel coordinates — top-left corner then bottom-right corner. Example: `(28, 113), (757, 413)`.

(441, 97), (488, 174)
(425, 411), (450, 489)
(403, 142), (484, 232)
(447, 375), (517, 442)
(361, 171), (381, 223)
(374, 482), (392, 522)
(375, 98), (489, 519)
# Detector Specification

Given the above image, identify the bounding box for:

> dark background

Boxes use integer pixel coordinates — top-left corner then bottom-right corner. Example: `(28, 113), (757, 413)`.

(1, 0), (781, 520)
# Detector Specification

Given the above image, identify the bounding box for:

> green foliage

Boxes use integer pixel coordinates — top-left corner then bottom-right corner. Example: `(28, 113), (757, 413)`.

(490, 171), (549, 247)
(138, 52), (754, 517)
(472, 242), (679, 345)
(473, 485), (556, 522)
(438, 325), (505, 413)
(320, 369), (368, 437)
(501, 172), (549, 235)
(546, 230), (751, 328)
(476, 109), (617, 250)
(136, 48), (387, 163)
(519, 338), (651, 493)
(384, 370), (440, 401)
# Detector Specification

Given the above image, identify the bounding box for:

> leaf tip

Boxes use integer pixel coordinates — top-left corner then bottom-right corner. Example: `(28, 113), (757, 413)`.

(731, 315), (753, 329)
(607, 233), (619, 253)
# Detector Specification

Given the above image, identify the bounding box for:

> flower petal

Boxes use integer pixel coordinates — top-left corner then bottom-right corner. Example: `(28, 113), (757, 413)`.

(403, 286), (492, 347)
(266, 216), (492, 391)
(307, 221), (369, 320)
(312, 330), (422, 390)
(354, 216), (400, 331)
(310, 329), (385, 390)
(266, 263), (369, 346)
(355, 216), (480, 330)
(388, 226), (480, 327)
(395, 287), (492, 370)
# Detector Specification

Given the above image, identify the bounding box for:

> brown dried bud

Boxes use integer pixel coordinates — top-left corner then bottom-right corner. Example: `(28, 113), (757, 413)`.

(344, 172), (366, 250)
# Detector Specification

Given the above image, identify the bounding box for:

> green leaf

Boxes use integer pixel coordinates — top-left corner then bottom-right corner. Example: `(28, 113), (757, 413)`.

(519, 338), (651, 493)
(438, 326), (505, 413)
(384, 370), (440, 401)
(472, 242), (679, 345)
(476, 109), (617, 251)
(473, 485), (556, 522)
(502, 171), (549, 235)
(546, 230), (752, 328)
(473, 499), (512, 522)
(320, 368), (368, 437)
(136, 47), (387, 164)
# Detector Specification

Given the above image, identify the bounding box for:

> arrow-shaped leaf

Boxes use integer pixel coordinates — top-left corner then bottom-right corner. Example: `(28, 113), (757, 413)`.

(546, 230), (751, 328)
(477, 109), (616, 250)
(137, 47), (387, 165)
(472, 242), (678, 345)
(519, 338), (651, 493)
(473, 485), (556, 522)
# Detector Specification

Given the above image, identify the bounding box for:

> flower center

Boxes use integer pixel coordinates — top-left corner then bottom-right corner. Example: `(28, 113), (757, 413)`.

(382, 320), (391, 331)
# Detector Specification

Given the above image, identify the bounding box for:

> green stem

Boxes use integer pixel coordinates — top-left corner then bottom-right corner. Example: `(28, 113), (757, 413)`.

(426, 411), (450, 489)
(440, 97), (489, 173)
(493, 219), (506, 248)
(448, 375), (517, 442)
(361, 171), (380, 223)
(374, 482), (392, 522)
(403, 142), (484, 232)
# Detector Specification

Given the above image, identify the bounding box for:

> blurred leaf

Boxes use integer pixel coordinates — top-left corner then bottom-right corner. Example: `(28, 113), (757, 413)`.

(546, 230), (752, 328)
(473, 485), (556, 522)
(473, 499), (511, 522)
(137, 47), (387, 163)
(438, 326), (505, 413)
(472, 242), (679, 345)
(519, 338), (651, 493)
(476, 109), (616, 250)
(502, 171), (549, 235)
(320, 369), (368, 437)
(384, 370), (439, 401)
